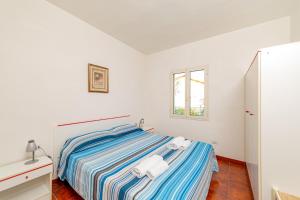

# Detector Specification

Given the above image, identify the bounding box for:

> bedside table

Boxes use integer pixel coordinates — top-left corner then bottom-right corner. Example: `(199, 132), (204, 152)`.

(142, 126), (155, 133)
(0, 156), (53, 200)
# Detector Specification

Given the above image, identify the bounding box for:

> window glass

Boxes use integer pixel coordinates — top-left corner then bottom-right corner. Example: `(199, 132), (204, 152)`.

(173, 73), (185, 115)
(190, 70), (205, 116)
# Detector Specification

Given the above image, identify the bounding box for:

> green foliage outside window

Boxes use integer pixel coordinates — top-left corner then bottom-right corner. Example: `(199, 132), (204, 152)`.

(174, 107), (185, 115)
(174, 107), (204, 116)
(190, 107), (204, 116)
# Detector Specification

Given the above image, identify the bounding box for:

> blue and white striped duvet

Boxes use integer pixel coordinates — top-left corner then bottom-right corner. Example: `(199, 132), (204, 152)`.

(58, 124), (218, 200)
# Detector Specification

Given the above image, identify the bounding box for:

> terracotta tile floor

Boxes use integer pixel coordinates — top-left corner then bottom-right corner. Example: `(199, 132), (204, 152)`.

(206, 157), (253, 200)
(52, 157), (253, 200)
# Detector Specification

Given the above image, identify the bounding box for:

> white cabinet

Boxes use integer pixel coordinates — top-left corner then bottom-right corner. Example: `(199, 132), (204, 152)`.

(245, 42), (300, 200)
(245, 52), (260, 200)
(0, 156), (53, 200)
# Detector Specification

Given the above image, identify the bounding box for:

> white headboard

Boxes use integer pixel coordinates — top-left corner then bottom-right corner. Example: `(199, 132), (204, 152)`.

(53, 114), (134, 178)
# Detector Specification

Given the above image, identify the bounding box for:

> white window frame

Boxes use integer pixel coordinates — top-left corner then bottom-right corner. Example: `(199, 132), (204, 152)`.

(170, 66), (209, 120)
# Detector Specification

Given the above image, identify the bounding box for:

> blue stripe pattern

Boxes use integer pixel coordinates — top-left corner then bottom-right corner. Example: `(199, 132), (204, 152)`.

(58, 124), (218, 200)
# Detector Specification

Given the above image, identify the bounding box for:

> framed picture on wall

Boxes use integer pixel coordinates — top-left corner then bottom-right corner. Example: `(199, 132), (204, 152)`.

(88, 64), (109, 93)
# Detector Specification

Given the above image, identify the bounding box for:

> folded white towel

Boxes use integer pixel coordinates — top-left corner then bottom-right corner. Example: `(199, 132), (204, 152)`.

(167, 136), (185, 150)
(132, 155), (163, 178)
(179, 140), (191, 150)
(146, 160), (169, 180)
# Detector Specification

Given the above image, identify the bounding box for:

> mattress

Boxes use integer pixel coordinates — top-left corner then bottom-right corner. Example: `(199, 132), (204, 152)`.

(58, 124), (218, 200)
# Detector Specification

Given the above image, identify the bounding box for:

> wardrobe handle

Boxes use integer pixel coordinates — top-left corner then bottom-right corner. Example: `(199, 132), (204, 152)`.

(245, 110), (250, 113)
(250, 113), (254, 116)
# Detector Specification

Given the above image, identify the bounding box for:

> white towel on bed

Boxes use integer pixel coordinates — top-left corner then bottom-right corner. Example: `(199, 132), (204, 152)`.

(132, 155), (163, 178)
(146, 160), (169, 180)
(179, 140), (191, 150)
(167, 136), (185, 150)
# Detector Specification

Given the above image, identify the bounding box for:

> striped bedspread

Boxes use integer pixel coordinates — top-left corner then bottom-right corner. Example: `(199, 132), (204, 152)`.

(58, 124), (218, 200)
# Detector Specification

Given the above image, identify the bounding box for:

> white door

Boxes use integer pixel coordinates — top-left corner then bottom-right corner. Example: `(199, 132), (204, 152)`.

(245, 53), (260, 200)
(260, 42), (300, 200)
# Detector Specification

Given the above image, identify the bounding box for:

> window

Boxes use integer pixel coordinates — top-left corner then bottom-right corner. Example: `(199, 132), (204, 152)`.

(171, 67), (208, 119)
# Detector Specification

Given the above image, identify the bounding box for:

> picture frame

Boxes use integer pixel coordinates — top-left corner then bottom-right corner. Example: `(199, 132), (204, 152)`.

(88, 64), (109, 93)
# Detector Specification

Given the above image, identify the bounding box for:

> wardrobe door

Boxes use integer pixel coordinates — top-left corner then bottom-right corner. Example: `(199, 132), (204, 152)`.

(245, 53), (260, 200)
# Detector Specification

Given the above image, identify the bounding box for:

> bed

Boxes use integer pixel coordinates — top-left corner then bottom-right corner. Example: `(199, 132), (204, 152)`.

(57, 124), (218, 200)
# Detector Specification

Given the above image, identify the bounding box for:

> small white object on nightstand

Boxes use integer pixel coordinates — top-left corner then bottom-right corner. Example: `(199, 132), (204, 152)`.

(0, 156), (53, 200)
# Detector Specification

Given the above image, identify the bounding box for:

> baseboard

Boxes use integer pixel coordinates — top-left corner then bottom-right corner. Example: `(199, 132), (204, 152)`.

(216, 155), (246, 165)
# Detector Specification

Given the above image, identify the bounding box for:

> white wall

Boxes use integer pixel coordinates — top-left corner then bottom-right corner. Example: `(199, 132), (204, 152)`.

(0, 0), (145, 165)
(143, 17), (291, 161)
(291, 1), (300, 42)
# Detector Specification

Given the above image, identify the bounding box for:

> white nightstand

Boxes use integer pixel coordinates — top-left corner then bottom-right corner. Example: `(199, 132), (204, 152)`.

(142, 126), (155, 133)
(0, 156), (53, 200)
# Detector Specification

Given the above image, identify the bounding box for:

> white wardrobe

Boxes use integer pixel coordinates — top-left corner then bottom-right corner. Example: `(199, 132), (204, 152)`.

(245, 42), (300, 200)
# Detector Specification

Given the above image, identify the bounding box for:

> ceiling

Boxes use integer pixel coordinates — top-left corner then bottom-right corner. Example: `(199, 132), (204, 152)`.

(46, 0), (296, 54)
